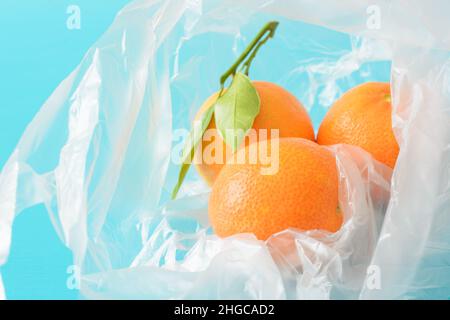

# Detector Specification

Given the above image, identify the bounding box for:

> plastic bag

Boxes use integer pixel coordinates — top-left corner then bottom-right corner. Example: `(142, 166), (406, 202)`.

(1, 0), (450, 299)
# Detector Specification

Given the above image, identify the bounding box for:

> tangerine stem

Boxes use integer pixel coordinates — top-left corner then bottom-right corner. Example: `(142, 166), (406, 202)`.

(219, 21), (279, 92)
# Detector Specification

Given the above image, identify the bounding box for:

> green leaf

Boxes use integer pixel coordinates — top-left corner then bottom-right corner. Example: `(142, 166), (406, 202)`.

(214, 72), (260, 151)
(171, 105), (214, 199)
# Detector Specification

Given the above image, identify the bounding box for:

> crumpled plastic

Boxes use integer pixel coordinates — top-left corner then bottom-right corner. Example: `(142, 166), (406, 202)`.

(1, 0), (450, 299)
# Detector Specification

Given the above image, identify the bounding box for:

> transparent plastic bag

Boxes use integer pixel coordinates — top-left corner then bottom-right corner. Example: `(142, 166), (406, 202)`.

(1, 0), (450, 299)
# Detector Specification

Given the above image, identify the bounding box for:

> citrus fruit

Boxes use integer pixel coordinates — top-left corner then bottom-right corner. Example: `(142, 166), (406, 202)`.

(209, 138), (343, 240)
(194, 81), (315, 185)
(317, 82), (399, 168)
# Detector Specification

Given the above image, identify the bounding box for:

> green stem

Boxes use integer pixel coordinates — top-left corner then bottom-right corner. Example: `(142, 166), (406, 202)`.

(241, 31), (274, 75)
(219, 21), (279, 91)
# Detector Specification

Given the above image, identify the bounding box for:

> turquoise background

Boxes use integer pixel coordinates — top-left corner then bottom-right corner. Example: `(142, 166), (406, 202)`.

(0, 1), (390, 300)
(0, 0), (132, 300)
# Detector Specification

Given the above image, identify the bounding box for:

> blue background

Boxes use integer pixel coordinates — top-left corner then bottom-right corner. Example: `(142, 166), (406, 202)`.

(0, 0), (132, 300)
